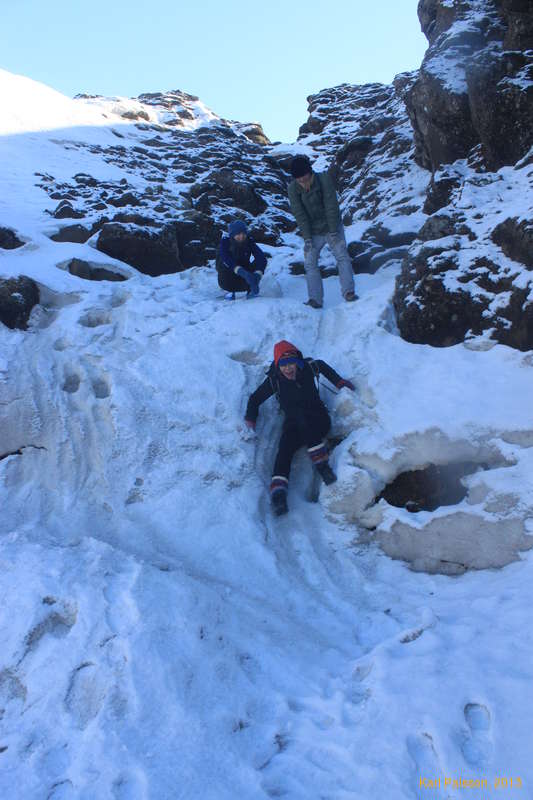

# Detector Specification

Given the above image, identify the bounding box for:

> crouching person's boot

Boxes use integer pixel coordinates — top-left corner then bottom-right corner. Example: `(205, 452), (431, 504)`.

(315, 461), (337, 485)
(308, 441), (337, 485)
(270, 476), (289, 516)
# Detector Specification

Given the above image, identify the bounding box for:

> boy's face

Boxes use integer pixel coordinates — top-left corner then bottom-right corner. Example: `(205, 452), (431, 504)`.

(279, 363), (297, 380)
(233, 232), (246, 243)
(296, 172), (313, 191)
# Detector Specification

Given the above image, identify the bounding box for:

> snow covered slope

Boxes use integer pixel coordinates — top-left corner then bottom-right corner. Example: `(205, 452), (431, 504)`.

(1, 65), (533, 800)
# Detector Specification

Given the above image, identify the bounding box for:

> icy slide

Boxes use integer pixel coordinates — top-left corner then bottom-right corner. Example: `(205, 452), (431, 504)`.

(0, 70), (532, 798)
(1, 248), (532, 800)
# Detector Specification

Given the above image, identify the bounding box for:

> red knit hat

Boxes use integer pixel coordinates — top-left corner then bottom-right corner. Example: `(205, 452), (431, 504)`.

(273, 340), (301, 366)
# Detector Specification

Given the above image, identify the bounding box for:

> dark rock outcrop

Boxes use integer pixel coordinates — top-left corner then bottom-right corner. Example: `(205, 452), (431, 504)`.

(35, 91), (290, 274)
(423, 168), (463, 214)
(96, 223), (182, 276)
(65, 258), (128, 282)
(394, 246), (489, 347)
(52, 201), (85, 220)
(391, 0), (533, 351)
(0, 277), (40, 329)
(467, 47), (533, 170)
(492, 217), (533, 268)
(0, 227), (24, 249)
(50, 224), (93, 244)
(406, 0), (533, 171)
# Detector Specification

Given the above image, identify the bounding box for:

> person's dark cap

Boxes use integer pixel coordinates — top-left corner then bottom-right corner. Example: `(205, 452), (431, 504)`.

(290, 155), (312, 179)
(228, 220), (248, 238)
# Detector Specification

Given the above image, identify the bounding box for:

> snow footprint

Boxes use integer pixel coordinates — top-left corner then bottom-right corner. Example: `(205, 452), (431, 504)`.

(407, 733), (452, 798)
(91, 372), (111, 399)
(112, 769), (148, 800)
(61, 367), (81, 394)
(78, 308), (112, 328)
(229, 350), (263, 365)
(64, 662), (108, 729)
(461, 703), (492, 768)
(46, 779), (74, 799)
(22, 600), (78, 659)
(348, 659), (373, 705)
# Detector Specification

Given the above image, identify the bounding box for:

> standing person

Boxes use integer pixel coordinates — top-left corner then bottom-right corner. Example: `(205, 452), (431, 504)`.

(245, 340), (355, 516)
(216, 220), (267, 299)
(288, 155), (357, 309)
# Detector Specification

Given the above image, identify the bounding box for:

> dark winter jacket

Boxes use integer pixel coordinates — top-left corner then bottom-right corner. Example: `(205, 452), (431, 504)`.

(288, 171), (341, 240)
(217, 235), (267, 274)
(246, 353), (343, 424)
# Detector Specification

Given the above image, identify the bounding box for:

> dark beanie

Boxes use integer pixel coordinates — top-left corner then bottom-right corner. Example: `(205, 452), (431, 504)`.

(228, 220), (248, 238)
(290, 155), (312, 179)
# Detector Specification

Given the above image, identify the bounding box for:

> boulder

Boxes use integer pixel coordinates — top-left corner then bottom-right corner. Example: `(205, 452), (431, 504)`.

(237, 123), (270, 146)
(418, 213), (475, 242)
(491, 217), (533, 268)
(499, 0), (533, 49)
(335, 136), (374, 171)
(65, 258), (128, 282)
(394, 248), (487, 347)
(0, 277), (40, 330)
(53, 201), (85, 220)
(107, 192), (143, 208)
(404, 69), (479, 171)
(96, 223), (182, 276)
(423, 170), (462, 214)
(467, 48), (533, 169)
(95, 210), (223, 274)
(50, 224), (92, 244)
(0, 227), (24, 249)
(174, 211), (221, 266)
(210, 169), (268, 216)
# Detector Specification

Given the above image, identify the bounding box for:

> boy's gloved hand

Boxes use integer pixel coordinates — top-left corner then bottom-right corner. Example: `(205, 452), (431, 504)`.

(337, 378), (355, 391)
(236, 268), (260, 296)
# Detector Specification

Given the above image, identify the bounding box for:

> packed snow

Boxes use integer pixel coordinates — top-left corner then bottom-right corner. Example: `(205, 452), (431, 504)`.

(1, 70), (533, 799)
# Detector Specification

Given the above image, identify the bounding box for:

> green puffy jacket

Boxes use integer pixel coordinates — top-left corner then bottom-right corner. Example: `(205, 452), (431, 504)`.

(288, 171), (341, 240)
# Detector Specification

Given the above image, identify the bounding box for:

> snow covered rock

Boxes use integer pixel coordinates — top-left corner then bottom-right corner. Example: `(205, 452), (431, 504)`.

(391, 1), (533, 351)
(0, 276), (39, 329)
(406, 0), (533, 171)
(0, 226), (24, 249)
(23, 88), (293, 274)
(491, 216), (533, 268)
(369, 512), (533, 575)
(95, 221), (183, 276)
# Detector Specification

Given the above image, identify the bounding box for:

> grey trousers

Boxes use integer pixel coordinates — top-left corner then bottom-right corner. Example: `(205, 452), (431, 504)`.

(303, 225), (355, 304)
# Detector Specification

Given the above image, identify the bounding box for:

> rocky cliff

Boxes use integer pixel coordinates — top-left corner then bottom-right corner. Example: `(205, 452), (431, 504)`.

(292, 0), (532, 351)
(395, 0), (533, 350)
(13, 89), (293, 279)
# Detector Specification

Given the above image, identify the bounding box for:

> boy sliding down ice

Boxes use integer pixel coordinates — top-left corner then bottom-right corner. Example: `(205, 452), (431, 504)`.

(245, 340), (354, 516)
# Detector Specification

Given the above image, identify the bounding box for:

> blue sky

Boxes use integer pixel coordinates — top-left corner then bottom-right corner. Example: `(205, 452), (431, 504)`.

(1, 0), (427, 142)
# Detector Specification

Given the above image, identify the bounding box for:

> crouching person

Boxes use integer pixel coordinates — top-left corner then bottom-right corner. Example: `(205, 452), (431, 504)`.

(216, 220), (267, 299)
(245, 340), (354, 516)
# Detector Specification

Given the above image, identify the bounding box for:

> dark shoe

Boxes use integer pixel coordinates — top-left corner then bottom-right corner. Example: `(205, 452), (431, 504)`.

(271, 489), (289, 516)
(315, 462), (337, 485)
(344, 291), (357, 302)
(304, 299), (323, 309)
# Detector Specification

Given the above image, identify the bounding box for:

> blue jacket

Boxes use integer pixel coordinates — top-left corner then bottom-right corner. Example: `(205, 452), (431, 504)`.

(217, 235), (267, 274)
